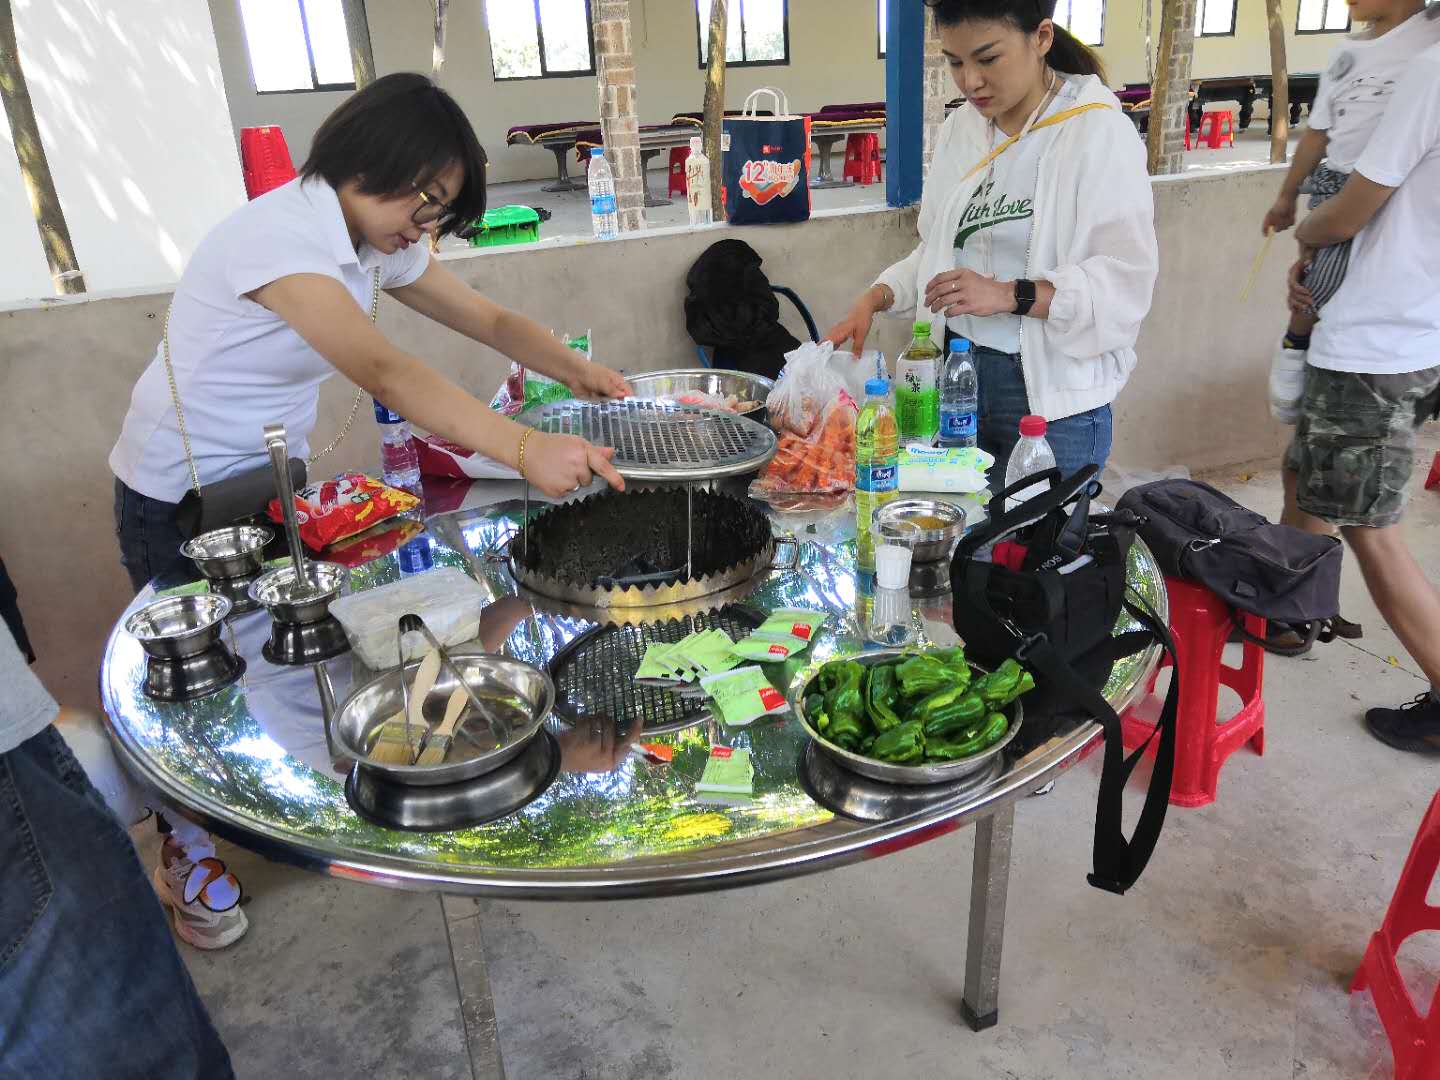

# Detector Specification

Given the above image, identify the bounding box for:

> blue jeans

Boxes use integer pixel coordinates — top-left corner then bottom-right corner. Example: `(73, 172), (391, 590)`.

(114, 478), (188, 595)
(972, 345), (1114, 498)
(0, 727), (233, 1080)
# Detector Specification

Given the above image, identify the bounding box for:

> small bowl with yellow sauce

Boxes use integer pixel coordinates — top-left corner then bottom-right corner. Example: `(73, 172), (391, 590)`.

(872, 499), (968, 563)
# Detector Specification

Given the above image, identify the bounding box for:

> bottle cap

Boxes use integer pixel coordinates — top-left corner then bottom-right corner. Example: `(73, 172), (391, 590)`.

(875, 544), (913, 590)
(913, 321), (932, 336)
(690, 137), (702, 153)
(1019, 414), (1047, 437)
(865, 377), (890, 396)
(949, 337), (972, 354)
(590, 147), (604, 157)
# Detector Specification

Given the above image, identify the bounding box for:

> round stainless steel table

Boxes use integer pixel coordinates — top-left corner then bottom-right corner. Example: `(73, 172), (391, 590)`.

(100, 482), (1167, 1031)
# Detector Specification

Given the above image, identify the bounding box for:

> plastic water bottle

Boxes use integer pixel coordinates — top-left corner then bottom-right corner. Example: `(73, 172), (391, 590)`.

(856, 377), (899, 574)
(1003, 415), (1058, 512)
(588, 148), (618, 240)
(374, 399), (421, 494)
(684, 137), (713, 226)
(895, 322), (940, 445)
(397, 535), (434, 576)
(938, 339), (978, 448)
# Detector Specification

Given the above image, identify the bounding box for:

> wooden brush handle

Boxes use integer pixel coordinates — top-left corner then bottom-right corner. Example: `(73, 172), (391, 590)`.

(434, 686), (468, 739)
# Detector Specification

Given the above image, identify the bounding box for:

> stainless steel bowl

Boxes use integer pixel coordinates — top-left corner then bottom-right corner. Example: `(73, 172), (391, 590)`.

(124, 594), (233, 659)
(181, 525), (274, 580)
(333, 647), (556, 787)
(873, 499), (968, 563)
(790, 648), (1022, 787)
(627, 368), (774, 421)
(248, 562), (347, 625)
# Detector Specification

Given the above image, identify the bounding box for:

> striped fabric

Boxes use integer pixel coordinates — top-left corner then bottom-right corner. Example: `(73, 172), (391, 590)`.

(1300, 163), (1352, 312)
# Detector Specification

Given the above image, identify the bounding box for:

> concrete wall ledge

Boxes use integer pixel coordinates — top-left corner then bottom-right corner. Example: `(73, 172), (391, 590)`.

(0, 167), (1291, 697)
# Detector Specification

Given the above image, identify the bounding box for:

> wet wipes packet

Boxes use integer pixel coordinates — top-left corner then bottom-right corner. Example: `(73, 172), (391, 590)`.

(699, 666), (790, 727)
(673, 629), (742, 675)
(732, 609), (827, 663)
(695, 745), (754, 802)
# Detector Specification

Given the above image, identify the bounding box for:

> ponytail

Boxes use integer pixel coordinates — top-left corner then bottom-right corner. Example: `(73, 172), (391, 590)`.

(927, 0), (1107, 83)
(1047, 24), (1106, 80)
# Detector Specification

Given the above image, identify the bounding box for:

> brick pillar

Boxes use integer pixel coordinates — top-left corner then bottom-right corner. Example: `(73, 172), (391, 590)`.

(594, 0), (645, 231)
(921, 10), (947, 178)
(1151, 0), (1197, 175)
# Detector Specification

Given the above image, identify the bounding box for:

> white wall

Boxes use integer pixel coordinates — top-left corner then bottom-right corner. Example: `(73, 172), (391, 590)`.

(0, 116), (54, 300)
(209, 0), (888, 185)
(2, 0), (245, 303)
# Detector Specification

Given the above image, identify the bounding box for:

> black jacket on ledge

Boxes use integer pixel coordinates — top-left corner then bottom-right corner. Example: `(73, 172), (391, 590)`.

(684, 239), (800, 381)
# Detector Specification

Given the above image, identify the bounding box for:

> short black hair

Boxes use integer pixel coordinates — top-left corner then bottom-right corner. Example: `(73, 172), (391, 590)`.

(301, 72), (487, 238)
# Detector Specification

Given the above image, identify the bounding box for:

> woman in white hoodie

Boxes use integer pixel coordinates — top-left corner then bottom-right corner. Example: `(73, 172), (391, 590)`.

(827, 0), (1158, 492)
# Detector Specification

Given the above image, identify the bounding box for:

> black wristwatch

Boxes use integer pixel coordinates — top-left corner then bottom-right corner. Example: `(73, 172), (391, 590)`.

(1013, 278), (1037, 317)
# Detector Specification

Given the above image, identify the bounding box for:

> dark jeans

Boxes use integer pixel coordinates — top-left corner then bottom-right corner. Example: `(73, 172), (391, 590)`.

(972, 345), (1115, 498)
(0, 726), (233, 1080)
(114, 478), (187, 595)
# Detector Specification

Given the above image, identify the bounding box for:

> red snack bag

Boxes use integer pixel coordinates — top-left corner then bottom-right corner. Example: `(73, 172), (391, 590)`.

(323, 517), (426, 567)
(267, 473), (421, 552)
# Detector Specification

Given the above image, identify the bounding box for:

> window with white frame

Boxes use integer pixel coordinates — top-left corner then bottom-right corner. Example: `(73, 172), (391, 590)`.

(1053, 0), (1105, 46)
(237, 0), (361, 93)
(878, 0), (887, 58)
(1296, 0), (1350, 32)
(1197, 0), (1237, 35)
(697, 0), (789, 67)
(486, 0), (596, 81)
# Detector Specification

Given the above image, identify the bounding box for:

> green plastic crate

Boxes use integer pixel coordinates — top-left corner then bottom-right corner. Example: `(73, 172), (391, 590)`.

(466, 205), (541, 247)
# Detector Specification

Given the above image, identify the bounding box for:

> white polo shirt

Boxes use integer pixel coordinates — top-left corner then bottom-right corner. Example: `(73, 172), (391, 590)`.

(110, 177), (430, 503)
(1310, 44), (1440, 376)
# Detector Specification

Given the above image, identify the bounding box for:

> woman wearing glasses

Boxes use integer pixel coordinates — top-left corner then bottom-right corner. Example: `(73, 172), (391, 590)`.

(110, 73), (629, 594)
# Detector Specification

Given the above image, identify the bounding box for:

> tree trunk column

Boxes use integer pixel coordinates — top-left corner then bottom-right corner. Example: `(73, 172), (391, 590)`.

(595, 0), (645, 232)
(1146, 0), (1197, 176)
(922, 9), (946, 179)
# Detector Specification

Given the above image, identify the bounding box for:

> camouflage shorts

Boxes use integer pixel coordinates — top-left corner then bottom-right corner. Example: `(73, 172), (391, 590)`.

(1283, 365), (1440, 527)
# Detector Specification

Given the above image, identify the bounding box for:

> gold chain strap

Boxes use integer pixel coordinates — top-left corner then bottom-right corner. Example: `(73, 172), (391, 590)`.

(163, 268), (381, 496)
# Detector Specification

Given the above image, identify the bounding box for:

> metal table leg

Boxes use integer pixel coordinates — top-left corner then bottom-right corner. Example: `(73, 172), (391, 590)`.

(809, 134), (852, 190)
(961, 802), (1013, 1031)
(640, 147), (671, 207)
(541, 144), (583, 193)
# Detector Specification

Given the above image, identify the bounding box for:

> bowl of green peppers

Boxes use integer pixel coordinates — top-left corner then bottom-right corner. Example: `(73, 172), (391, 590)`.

(790, 647), (1035, 786)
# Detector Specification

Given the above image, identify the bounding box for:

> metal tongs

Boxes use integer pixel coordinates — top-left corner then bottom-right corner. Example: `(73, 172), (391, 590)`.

(263, 423), (309, 591)
(396, 613), (512, 762)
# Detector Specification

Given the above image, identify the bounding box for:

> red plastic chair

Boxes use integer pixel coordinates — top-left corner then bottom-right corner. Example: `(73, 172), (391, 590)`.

(1120, 576), (1265, 807)
(1195, 110), (1235, 150)
(843, 133), (882, 185)
(1352, 789), (1440, 1079)
(668, 146), (689, 198)
(239, 126), (296, 199)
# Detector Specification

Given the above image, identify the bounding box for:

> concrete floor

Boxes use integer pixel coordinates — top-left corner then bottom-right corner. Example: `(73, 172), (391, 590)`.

(141, 431), (1440, 1080)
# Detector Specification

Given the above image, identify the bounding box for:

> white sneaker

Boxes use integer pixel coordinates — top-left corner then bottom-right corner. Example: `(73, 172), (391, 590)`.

(153, 836), (249, 950)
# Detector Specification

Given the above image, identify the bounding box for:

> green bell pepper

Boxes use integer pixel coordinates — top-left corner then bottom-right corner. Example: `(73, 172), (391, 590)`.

(896, 654), (954, 698)
(827, 709), (865, 749)
(924, 712), (1009, 761)
(869, 720), (925, 764)
(865, 664), (903, 732)
(916, 687), (987, 738)
(973, 659), (1035, 705)
(805, 693), (828, 732)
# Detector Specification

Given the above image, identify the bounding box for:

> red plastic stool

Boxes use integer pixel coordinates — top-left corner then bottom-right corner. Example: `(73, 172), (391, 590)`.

(1352, 790), (1440, 1079)
(1195, 110), (1235, 150)
(1120, 576), (1265, 807)
(239, 126), (296, 199)
(843, 133), (882, 185)
(668, 146), (689, 198)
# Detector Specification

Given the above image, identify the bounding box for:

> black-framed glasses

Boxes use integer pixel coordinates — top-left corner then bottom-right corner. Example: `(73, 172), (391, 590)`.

(413, 187), (456, 227)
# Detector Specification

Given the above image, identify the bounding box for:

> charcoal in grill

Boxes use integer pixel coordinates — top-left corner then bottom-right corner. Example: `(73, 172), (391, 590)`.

(515, 489), (770, 589)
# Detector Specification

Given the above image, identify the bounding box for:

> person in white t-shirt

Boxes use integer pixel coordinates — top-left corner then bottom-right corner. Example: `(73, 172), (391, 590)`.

(1258, 1), (1440, 648)
(1283, 43), (1440, 754)
(825, 0), (1157, 494)
(1262, 1), (1440, 386)
(110, 73), (629, 593)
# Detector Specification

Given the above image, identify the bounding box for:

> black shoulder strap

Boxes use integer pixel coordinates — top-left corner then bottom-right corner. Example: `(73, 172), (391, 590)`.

(957, 465), (1103, 558)
(1020, 593), (1178, 895)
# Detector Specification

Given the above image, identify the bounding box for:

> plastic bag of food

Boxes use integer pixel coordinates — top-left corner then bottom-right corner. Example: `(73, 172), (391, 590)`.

(748, 397), (858, 504)
(415, 432), (521, 480)
(765, 340), (847, 438)
(488, 332), (589, 416)
(267, 473), (420, 552)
